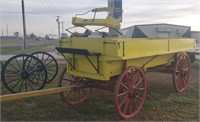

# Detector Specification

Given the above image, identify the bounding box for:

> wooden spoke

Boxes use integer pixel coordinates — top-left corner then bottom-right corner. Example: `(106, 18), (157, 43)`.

(58, 67), (92, 105)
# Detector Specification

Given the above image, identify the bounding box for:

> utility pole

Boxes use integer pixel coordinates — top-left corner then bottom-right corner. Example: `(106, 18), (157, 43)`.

(56, 16), (61, 39)
(21, 0), (27, 50)
(2, 28), (3, 36)
(61, 22), (64, 33)
(6, 24), (8, 36)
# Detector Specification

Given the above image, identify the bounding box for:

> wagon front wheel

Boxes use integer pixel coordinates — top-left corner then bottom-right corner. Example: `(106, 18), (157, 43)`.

(173, 53), (191, 92)
(115, 66), (146, 120)
(58, 67), (92, 105)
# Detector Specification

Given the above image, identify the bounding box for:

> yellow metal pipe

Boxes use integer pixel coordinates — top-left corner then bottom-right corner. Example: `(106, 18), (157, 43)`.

(0, 87), (68, 102)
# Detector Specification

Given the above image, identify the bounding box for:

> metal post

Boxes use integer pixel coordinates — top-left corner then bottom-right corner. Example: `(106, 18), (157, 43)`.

(61, 22), (64, 33)
(108, 0), (122, 37)
(1, 28), (3, 36)
(6, 24), (8, 36)
(21, 0), (27, 50)
(56, 16), (61, 39)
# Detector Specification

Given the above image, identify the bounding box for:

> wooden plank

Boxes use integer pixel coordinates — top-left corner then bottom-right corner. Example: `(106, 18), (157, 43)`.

(0, 87), (68, 102)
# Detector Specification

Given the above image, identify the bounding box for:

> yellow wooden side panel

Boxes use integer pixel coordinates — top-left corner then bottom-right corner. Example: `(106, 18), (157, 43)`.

(59, 37), (121, 57)
(67, 54), (175, 81)
(59, 38), (71, 48)
(105, 60), (124, 77)
(71, 37), (104, 54)
(114, 38), (196, 59)
(67, 55), (109, 80)
(103, 39), (121, 57)
(124, 38), (168, 58)
(75, 55), (101, 74)
(126, 53), (175, 69)
(169, 38), (196, 52)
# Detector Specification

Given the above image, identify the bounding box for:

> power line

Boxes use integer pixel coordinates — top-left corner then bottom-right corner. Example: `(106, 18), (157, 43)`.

(36, 0), (54, 16)
(44, 0), (55, 12)
(47, 0), (58, 13)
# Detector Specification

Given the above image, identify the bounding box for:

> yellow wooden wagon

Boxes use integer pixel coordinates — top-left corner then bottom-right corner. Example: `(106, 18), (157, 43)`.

(56, 7), (197, 119)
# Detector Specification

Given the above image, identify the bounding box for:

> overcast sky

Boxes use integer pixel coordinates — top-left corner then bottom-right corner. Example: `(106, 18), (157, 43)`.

(0, 0), (200, 37)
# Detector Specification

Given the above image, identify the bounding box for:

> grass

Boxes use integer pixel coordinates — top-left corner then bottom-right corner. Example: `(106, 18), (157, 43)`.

(1, 45), (56, 54)
(0, 39), (58, 54)
(0, 55), (199, 121)
(1, 61), (199, 121)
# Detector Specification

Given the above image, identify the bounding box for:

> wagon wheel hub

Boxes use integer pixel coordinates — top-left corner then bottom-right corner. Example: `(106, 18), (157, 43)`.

(21, 71), (30, 79)
(180, 70), (187, 77)
(36, 64), (44, 72)
(128, 86), (136, 97)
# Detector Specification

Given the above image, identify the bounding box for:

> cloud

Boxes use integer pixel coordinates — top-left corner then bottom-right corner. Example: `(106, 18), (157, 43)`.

(122, 0), (198, 28)
(0, 0), (199, 36)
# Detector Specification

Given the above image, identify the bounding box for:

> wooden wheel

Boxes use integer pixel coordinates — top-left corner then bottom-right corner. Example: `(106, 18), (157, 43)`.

(58, 67), (92, 105)
(173, 53), (191, 92)
(114, 66), (146, 120)
(1, 54), (47, 93)
(31, 52), (58, 83)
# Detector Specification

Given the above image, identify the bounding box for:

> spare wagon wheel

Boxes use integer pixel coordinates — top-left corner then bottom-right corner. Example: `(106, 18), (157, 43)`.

(1, 54), (47, 93)
(31, 52), (58, 83)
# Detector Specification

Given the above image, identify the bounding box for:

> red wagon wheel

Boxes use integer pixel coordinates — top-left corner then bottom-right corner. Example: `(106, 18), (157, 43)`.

(173, 53), (191, 92)
(114, 66), (146, 120)
(58, 67), (92, 105)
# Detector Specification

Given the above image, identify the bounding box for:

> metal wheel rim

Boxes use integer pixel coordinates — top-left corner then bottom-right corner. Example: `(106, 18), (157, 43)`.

(31, 52), (58, 83)
(173, 53), (191, 92)
(1, 54), (47, 93)
(114, 66), (146, 120)
(58, 67), (92, 105)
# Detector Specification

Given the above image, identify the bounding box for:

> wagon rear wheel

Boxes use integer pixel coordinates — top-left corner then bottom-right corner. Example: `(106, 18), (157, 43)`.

(114, 66), (146, 120)
(31, 52), (58, 83)
(58, 67), (92, 105)
(173, 53), (191, 92)
(1, 54), (47, 93)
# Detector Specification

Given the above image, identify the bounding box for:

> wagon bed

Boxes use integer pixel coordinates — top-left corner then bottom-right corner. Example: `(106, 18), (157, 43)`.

(58, 37), (196, 81)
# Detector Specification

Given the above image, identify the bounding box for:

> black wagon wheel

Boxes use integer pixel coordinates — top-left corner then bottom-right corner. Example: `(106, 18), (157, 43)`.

(31, 52), (58, 83)
(58, 67), (92, 105)
(1, 54), (47, 93)
(173, 53), (191, 93)
(114, 66), (146, 120)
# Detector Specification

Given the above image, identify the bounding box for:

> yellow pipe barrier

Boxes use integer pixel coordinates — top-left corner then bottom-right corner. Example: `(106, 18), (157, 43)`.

(0, 87), (68, 102)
